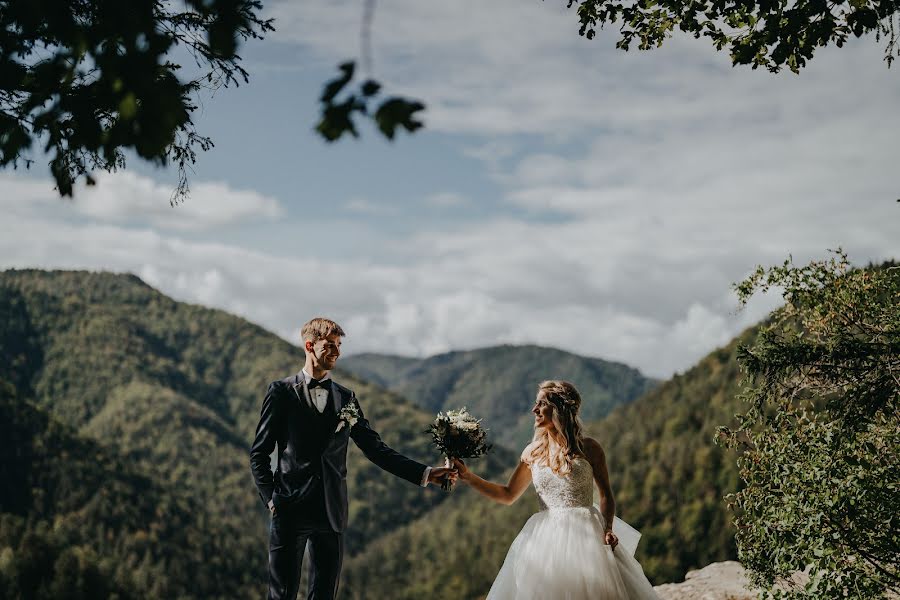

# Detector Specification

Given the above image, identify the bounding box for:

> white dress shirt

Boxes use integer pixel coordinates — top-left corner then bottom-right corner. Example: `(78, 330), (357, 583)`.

(301, 368), (331, 412)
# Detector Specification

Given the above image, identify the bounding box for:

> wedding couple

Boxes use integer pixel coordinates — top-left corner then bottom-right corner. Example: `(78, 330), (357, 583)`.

(250, 317), (659, 599)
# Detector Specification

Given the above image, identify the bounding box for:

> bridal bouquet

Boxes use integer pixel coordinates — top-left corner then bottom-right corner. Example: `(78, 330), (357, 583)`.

(426, 407), (492, 491)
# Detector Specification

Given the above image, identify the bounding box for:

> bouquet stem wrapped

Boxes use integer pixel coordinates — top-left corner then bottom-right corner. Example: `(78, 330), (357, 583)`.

(443, 456), (454, 492)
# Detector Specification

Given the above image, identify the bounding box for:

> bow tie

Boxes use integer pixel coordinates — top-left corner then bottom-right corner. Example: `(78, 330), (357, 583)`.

(308, 378), (329, 390)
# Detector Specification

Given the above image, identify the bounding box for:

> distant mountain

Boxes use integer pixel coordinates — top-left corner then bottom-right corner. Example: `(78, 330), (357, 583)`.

(0, 269), (513, 598)
(0, 268), (757, 598)
(336, 329), (757, 596)
(342, 345), (658, 449)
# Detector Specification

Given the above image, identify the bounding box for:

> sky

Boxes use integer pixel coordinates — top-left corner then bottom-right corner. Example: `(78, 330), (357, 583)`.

(2, 0), (898, 378)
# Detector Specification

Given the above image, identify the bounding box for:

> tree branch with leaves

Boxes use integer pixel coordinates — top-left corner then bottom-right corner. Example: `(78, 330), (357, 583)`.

(0, 0), (273, 203)
(311, 0), (900, 143)
(567, 0), (900, 73)
(717, 251), (899, 599)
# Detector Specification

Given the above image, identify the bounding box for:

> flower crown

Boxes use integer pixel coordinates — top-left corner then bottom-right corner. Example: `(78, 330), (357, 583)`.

(545, 392), (579, 413)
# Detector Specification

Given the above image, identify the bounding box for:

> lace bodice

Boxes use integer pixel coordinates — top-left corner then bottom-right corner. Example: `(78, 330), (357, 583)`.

(531, 456), (594, 510)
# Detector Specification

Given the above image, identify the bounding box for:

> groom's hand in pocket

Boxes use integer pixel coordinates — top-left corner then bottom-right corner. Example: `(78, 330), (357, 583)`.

(268, 499), (276, 516)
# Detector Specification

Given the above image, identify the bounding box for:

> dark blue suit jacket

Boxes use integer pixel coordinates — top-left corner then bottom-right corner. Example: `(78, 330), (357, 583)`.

(249, 372), (427, 531)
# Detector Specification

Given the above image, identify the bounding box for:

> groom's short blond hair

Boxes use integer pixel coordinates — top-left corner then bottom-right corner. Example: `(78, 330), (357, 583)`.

(301, 317), (345, 343)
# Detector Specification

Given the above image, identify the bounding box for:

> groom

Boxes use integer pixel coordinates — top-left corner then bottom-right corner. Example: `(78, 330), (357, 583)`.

(250, 317), (455, 600)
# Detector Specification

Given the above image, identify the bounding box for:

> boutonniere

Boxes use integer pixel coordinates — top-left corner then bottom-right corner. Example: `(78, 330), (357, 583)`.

(335, 402), (360, 433)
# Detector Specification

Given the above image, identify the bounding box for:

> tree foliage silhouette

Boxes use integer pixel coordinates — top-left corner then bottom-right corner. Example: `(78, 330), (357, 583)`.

(719, 252), (899, 598)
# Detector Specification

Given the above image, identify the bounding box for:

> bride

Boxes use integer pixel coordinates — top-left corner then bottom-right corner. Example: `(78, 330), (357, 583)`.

(452, 380), (660, 599)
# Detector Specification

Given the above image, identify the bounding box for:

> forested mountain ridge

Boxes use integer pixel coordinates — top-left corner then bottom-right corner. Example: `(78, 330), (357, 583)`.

(0, 381), (253, 599)
(337, 328), (759, 595)
(342, 345), (657, 448)
(0, 269), (295, 435)
(1, 268), (759, 598)
(341, 482), (540, 600)
(0, 269), (512, 598)
(581, 328), (758, 583)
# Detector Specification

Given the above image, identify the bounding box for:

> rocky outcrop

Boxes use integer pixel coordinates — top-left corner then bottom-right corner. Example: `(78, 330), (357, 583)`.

(654, 561), (757, 600)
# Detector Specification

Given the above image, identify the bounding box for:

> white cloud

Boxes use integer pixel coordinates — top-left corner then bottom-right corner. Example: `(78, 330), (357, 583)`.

(265, 0), (900, 140)
(0, 181), (894, 378)
(1, 1), (897, 380)
(0, 171), (283, 231)
(268, 0), (616, 135)
(424, 192), (469, 208)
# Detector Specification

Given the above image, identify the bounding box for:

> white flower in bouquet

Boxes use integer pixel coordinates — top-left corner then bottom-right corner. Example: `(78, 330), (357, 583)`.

(335, 402), (360, 433)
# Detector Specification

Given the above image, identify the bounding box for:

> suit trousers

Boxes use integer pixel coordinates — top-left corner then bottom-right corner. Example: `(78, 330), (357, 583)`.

(267, 491), (343, 600)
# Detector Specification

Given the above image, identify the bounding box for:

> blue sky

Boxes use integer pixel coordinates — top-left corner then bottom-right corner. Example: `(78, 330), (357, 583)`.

(2, 0), (898, 377)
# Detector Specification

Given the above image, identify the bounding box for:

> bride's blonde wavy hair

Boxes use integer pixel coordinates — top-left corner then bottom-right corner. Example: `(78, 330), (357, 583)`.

(525, 380), (586, 476)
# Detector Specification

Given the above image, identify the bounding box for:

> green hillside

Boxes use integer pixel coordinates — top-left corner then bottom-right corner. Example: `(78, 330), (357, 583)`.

(0, 269), (512, 598)
(342, 345), (657, 448)
(341, 482), (539, 600)
(582, 329), (757, 583)
(1, 268), (758, 598)
(338, 330), (757, 596)
(0, 381), (257, 599)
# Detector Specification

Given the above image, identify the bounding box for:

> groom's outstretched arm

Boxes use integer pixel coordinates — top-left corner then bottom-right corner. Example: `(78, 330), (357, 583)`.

(349, 394), (430, 487)
(249, 381), (284, 507)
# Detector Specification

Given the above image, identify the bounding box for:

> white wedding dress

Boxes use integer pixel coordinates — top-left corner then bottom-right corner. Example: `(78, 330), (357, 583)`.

(486, 457), (660, 599)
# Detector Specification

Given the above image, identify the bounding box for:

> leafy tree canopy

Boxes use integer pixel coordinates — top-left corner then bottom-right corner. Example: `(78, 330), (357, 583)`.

(0, 0), (273, 200)
(567, 0), (900, 73)
(3, 0), (898, 199)
(719, 251), (899, 598)
(0, 0), (426, 201)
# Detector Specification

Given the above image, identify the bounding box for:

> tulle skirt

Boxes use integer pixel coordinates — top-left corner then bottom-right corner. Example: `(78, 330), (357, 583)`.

(486, 505), (659, 600)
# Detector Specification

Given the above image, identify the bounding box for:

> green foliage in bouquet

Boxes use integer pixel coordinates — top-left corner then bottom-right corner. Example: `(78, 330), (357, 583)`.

(718, 251), (899, 599)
